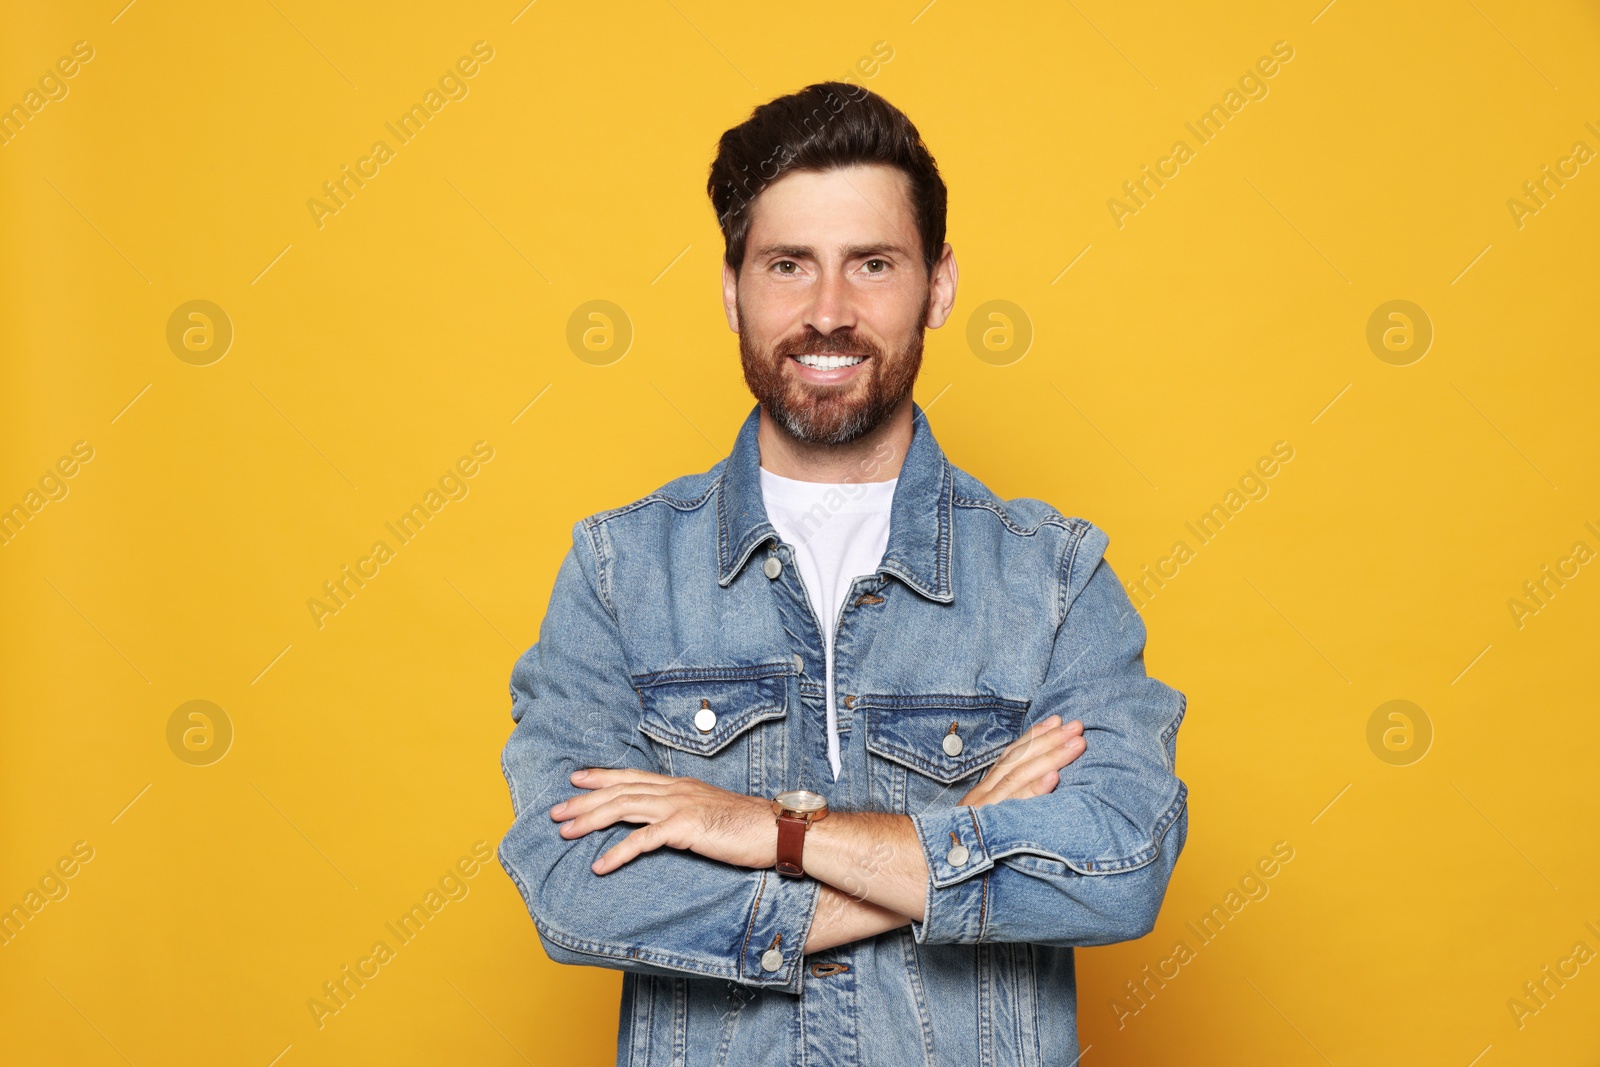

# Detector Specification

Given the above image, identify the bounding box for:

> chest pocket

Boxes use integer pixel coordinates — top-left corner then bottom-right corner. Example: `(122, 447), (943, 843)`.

(858, 694), (1030, 815)
(633, 661), (795, 796)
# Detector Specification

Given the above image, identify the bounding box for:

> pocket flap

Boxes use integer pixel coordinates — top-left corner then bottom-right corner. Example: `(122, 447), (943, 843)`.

(633, 661), (794, 757)
(860, 694), (1030, 783)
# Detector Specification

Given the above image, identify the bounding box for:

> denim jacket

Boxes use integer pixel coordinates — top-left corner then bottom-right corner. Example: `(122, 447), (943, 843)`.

(498, 401), (1189, 1066)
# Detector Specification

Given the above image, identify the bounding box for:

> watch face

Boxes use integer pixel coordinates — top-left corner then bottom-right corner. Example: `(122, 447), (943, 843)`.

(774, 789), (828, 813)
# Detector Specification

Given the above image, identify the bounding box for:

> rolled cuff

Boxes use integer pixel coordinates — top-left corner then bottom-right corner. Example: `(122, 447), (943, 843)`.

(739, 868), (824, 994)
(907, 805), (992, 944)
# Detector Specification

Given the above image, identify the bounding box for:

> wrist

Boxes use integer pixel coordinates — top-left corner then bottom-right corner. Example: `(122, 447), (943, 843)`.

(798, 805), (839, 878)
(764, 813), (781, 868)
(798, 810), (930, 920)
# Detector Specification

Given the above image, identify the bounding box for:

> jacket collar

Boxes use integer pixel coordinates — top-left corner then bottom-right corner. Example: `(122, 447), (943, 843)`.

(716, 401), (954, 603)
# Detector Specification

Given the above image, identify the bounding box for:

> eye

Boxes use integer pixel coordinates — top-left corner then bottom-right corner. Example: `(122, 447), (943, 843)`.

(774, 260), (798, 274)
(863, 259), (888, 273)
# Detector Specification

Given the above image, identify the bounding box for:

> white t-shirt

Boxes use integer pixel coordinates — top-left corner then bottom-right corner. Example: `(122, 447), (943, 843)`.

(760, 466), (898, 780)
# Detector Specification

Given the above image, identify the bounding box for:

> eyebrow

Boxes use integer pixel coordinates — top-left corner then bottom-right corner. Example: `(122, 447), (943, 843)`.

(751, 242), (913, 262)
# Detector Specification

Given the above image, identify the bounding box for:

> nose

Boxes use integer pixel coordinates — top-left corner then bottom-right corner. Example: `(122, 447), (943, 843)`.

(801, 264), (860, 342)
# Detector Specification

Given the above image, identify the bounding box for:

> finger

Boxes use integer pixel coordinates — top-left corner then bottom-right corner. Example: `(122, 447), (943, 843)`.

(960, 736), (1047, 805)
(1024, 735), (1088, 793)
(986, 731), (1086, 800)
(990, 761), (1062, 803)
(1007, 715), (1063, 749)
(552, 780), (673, 820)
(1001, 721), (1080, 765)
(960, 721), (1083, 806)
(570, 766), (675, 788)
(1019, 730), (1086, 778)
(983, 728), (1055, 782)
(989, 766), (1064, 801)
(559, 791), (676, 834)
(1030, 770), (1061, 797)
(986, 723), (1079, 785)
(557, 793), (673, 838)
(1018, 716), (1082, 740)
(593, 823), (665, 874)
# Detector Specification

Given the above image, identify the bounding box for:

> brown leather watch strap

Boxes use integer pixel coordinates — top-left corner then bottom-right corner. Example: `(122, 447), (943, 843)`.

(775, 814), (807, 877)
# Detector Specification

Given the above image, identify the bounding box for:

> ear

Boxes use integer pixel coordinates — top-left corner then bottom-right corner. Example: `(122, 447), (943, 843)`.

(924, 242), (958, 330)
(721, 261), (740, 333)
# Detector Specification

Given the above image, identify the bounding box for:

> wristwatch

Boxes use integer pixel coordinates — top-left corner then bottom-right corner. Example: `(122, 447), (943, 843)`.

(771, 789), (829, 877)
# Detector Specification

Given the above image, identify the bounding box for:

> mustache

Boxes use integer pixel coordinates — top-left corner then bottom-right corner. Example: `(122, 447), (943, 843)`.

(772, 331), (880, 359)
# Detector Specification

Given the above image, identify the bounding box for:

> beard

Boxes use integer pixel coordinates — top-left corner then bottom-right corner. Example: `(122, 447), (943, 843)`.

(738, 289), (929, 447)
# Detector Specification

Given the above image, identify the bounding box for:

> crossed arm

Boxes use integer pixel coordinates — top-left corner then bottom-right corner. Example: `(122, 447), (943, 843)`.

(546, 714), (1088, 953)
(500, 519), (1187, 987)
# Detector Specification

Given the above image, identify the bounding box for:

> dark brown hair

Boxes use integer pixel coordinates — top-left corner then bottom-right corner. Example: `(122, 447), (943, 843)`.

(707, 81), (947, 278)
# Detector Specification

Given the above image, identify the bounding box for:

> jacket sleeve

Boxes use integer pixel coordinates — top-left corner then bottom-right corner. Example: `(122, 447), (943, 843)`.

(496, 520), (823, 994)
(906, 519), (1189, 946)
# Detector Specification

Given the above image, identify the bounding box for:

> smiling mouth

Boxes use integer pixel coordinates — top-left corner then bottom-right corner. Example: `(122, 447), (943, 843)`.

(791, 353), (868, 369)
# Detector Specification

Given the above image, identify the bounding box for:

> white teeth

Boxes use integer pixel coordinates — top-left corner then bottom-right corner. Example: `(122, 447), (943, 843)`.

(794, 354), (866, 370)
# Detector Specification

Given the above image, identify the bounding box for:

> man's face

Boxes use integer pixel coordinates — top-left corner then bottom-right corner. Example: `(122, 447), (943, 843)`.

(725, 164), (945, 446)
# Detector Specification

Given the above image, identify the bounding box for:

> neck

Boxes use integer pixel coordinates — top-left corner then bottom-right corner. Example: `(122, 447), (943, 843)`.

(757, 397), (913, 482)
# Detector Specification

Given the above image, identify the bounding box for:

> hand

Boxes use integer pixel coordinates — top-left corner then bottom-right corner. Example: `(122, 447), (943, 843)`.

(959, 714), (1085, 807)
(548, 767), (776, 875)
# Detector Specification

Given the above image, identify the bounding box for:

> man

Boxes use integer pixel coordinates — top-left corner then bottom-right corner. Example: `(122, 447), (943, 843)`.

(498, 81), (1188, 1066)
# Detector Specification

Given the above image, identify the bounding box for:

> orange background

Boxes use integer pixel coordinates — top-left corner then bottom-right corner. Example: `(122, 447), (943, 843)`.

(2, 1), (1597, 1063)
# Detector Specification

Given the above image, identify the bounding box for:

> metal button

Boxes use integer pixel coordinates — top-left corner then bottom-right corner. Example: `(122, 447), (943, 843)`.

(943, 733), (963, 756)
(763, 556), (783, 579)
(791, 653), (803, 673)
(944, 830), (970, 867)
(694, 701), (716, 733)
(760, 947), (784, 971)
